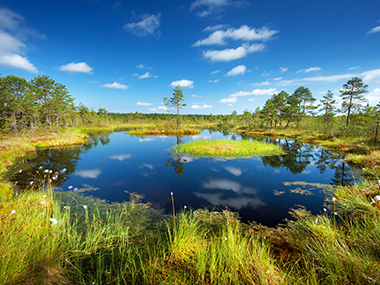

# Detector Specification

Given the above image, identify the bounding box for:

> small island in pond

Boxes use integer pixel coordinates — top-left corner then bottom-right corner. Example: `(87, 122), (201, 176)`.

(171, 139), (285, 158)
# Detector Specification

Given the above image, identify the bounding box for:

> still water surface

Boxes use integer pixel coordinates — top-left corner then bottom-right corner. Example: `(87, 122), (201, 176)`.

(14, 130), (362, 227)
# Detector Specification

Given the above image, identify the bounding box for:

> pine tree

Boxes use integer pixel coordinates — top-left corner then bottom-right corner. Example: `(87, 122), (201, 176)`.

(163, 85), (186, 130)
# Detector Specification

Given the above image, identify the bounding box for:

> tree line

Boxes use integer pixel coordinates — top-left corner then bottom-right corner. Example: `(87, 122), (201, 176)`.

(0, 74), (111, 133)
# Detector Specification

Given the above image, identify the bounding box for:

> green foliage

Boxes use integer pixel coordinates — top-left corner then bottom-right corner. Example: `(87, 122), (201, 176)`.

(340, 77), (368, 127)
(163, 85), (186, 130)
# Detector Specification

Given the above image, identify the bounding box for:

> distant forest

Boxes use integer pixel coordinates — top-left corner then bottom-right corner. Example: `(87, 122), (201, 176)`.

(1, 74), (379, 141)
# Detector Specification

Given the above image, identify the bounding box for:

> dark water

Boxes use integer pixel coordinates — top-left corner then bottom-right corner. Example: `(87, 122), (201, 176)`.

(12, 130), (362, 227)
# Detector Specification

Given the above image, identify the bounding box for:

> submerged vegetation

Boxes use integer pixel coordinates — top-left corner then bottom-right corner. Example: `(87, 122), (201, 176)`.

(171, 139), (285, 158)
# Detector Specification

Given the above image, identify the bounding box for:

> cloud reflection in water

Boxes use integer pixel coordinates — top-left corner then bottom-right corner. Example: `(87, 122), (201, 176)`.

(74, 169), (101, 179)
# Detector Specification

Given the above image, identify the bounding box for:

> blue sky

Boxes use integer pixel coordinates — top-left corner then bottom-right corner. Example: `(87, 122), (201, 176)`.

(1, 0), (380, 115)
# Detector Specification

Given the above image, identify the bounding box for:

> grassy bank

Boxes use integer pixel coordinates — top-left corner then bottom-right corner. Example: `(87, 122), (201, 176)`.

(171, 139), (285, 158)
(128, 127), (201, 136)
(233, 127), (380, 169)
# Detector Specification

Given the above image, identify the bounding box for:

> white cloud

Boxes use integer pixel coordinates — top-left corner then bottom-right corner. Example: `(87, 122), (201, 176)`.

(367, 25), (380, 34)
(361, 69), (380, 84)
(139, 72), (152, 79)
(136, 64), (151, 69)
(203, 25), (226, 32)
(74, 168), (101, 179)
(109, 154), (131, 161)
(170, 79), (194, 88)
(137, 102), (153, 106)
(223, 166), (242, 176)
(203, 43), (265, 62)
(0, 8), (41, 73)
(59, 62), (93, 74)
(273, 77), (282, 81)
(280, 67), (288, 73)
(102, 82), (128, 90)
(191, 104), (212, 109)
(348, 66), (360, 70)
(148, 108), (157, 111)
(191, 0), (231, 17)
(254, 81), (271, 86)
(225, 65), (246, 76)
(219, 96), (238, 103)
(193, 25), (278, 46)
(209, 79), (219, 83)
(305, 67), (321, 73)
(202, 178), (257, 194)
(220, 88), (276, 103)
(191, 94), (203, 97)
(277, 69), (380, 86)
(233, 88), (277, 97)
(123, 13), (161, 37)
(0, 53), (38, 73)
(143, 163), (155, 170)
(367, 88), (380, 105)
(193, 192), (266, 210)
(211, 69), (221, 74)
(158, 106), (168, 110)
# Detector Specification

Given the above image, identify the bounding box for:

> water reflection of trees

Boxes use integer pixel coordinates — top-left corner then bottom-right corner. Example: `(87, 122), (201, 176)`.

(10, 131), (114, 191)
(165, 136), (186, 179)
(237, 135), (356, 185)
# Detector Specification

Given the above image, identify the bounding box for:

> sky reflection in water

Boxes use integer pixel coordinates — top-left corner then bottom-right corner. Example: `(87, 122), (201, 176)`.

(13, 130), (361, 227)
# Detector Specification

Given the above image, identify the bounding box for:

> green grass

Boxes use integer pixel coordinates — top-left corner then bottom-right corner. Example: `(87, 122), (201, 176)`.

(128, 128), (200, 135)
(171, 139), (285, 158)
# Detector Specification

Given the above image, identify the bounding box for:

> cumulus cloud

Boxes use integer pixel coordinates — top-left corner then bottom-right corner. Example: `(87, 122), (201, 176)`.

(102, 82), (128, 90)
(0, 53), (38, 73)
(280, 67), (288, 73)
(223, 166), (242, 176)
(74, 168), (101, 179)
(305, 67), (321, 73)
(0, 8), (42, 73)
(361, 69), (380, 84)
(170, 79), (194, 88)
(193, 25), (278, 46)
(203, 43), (265, 62)
(219, 96), (238, 103)
(123, 13), (161, 37)
(254, 81), (271, 86)
(59, 62), (93, 74)
(139, 72), (152, 79)
(203, 25), (227, 32)
(202, 178), (257, 194)
(219, 88), (277, 103)
(109, 154), (131, 161)
(367, 25), (380, 34)
(137, 102), (153, 106)
(225, 65), (246, 76)
(191, 104), (212, 109)
(367, 88), (380, 105)
(277, 69), (380, 86)
(191, 0), (230, 17)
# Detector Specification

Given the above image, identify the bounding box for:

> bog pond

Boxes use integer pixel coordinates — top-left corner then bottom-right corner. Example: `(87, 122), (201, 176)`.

(12, 130), (362, 227)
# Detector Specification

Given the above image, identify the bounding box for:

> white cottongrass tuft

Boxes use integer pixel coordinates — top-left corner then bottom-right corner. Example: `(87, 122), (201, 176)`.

(68, 186), (73, 189)
(224, 237), (228, 241)
(332, 197), (336, 202)
(40, 201), (48, 205)
(43, 195), (46, 198)
(11, 210), (16, 214)
(19, 169), (22, 173)
(49, 218), (58, 225)
(171, 192), (173, 195)
(323, 208), (327, 212)
(315, 218), (318, 224)
(374, 195), (380, 201)
(83, 205), (88, 210)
